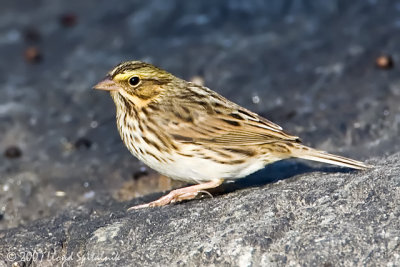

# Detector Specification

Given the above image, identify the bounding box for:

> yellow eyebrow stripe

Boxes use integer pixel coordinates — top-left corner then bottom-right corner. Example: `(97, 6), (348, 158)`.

(114, 73), (136, 82)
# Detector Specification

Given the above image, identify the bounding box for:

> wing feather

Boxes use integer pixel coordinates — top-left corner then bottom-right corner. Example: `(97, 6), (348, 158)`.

(151, 83), (301, 146)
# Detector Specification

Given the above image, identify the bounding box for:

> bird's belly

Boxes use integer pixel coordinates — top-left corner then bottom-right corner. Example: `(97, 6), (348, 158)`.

(134, 148), (266, 184)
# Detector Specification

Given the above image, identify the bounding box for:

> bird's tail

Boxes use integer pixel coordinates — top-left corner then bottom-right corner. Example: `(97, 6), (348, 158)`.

(290, 144), (371, 170)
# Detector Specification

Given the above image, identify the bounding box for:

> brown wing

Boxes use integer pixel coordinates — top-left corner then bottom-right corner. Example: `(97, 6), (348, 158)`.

(153, 84), (300, 146)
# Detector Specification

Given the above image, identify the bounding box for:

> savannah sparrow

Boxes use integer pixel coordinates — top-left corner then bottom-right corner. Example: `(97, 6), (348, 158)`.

(93, 61), (370, 209)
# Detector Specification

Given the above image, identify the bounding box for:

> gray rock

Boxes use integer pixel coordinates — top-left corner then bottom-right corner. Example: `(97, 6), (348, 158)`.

(0, 153), (398, 266)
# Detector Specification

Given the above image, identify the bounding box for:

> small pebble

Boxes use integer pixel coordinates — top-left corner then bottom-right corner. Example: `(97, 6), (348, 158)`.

(74, 137), (92, 149)
(55, 191), (66, 197)
(90, 120), (98, 128)
(252, 95), (260, 104)
(383, 109), (390, 116)
(4, 146), (22, 159)
(84, 190), (95, 199)
(133, 169), (148, 180)
(375, 55), (394, 69)
(139, 166), (147, 172)
(24, 46), (42, 63)
(190, 75), (205, 86)
(60, 13), (78, 27)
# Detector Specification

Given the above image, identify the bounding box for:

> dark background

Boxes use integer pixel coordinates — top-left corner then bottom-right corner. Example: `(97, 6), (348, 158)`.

(1, 0), (399, 230)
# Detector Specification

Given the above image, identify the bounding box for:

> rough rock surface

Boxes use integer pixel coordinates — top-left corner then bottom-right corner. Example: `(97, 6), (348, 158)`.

(0, 154), (398, 266)
(0, 0), (399, 266)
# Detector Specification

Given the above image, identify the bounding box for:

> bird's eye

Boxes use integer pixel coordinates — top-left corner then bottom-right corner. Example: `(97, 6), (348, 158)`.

(128, 76), (140, 86)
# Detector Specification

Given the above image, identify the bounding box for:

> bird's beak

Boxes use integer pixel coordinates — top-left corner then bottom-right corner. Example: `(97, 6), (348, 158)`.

(93, 76), (120, 91)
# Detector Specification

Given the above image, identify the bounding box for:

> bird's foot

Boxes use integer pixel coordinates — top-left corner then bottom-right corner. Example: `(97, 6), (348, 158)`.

(127, 179), (223, 210)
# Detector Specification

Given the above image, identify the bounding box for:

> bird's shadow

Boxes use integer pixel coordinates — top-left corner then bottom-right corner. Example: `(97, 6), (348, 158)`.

(208, 159), (355, 196)
(127, 159), (356, 208)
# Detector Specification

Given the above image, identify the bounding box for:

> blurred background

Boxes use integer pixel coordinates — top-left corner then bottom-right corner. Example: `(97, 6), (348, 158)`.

(1, 0), (399, 230)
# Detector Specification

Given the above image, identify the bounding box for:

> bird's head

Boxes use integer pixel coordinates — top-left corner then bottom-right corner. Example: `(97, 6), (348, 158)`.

(93, 61), (174, 108)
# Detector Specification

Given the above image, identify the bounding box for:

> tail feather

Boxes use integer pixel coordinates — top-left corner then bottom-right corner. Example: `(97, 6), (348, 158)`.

(291, 145), (371, 170)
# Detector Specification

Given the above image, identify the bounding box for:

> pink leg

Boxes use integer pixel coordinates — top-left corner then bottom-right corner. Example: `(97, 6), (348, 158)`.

(127, 179), (224, 210)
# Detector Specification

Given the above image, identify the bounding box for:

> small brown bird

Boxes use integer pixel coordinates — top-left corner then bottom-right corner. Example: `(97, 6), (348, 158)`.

(93, 61), (370, 209)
